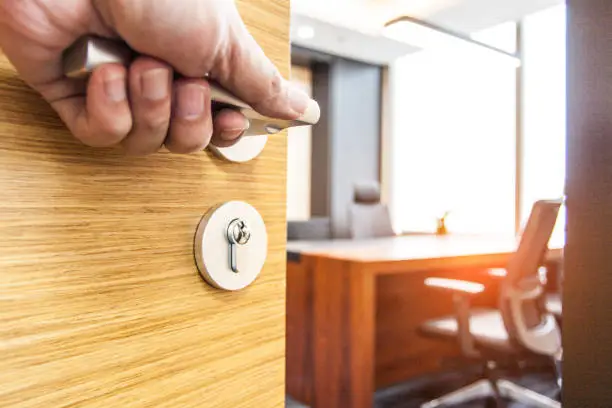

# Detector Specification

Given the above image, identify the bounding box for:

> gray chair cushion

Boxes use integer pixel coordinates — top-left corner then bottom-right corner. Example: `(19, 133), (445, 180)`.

(349, 203), (395, 239)
(421, 308), (511, 351)
(546, 294), (562, 317)
(287, 218), (331, 241)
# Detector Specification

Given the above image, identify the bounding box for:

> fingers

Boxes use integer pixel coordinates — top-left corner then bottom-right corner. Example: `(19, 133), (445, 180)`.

(210, 109), (250, 148)
(52, 60), (245, 154)
(94, 0), (318, 122)
(165, 79), (213, 154)
(121, 57), (172, 155)
(84, 64), (132, 146)
(51, 64), (132, 148)
(122, 67), (248, 153)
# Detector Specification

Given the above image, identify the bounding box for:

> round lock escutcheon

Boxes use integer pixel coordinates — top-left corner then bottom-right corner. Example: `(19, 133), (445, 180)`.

(208, 136), (268, 163)
(194, 201), (268, 291)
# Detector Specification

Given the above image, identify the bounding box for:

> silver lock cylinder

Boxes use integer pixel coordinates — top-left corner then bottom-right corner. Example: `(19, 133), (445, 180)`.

(194, 201), (268, 291)
(226, 218), (252, 273)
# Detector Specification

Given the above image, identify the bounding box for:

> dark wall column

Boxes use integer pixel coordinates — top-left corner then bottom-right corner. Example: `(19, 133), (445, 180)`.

(565, 0), (612, 405)
(310, 57), (382, 238)
(310, 62), (331, 218)
(329, 59), (381, 238)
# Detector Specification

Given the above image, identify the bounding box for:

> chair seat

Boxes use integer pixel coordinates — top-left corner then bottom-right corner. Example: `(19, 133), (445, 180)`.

(421, 308), (511, 351)
(546, 294), (562, 317)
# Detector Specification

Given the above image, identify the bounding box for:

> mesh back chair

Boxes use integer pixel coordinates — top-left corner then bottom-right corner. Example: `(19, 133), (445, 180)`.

(419, 199), (563, 408)
(546, 293), (562, 320)
(348, 181), (395, 239)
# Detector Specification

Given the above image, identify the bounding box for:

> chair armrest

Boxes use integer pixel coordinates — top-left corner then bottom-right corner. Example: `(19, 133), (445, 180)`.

(487, 268), (507, 278)
(424, 277), (482, 358)
(487, 266), (548, 282)
(424, 278), (485, 295)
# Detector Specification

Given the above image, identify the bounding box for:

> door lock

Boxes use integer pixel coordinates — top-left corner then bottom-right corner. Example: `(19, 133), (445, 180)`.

(227, 218), (251, 273)
(194, 201), (267, 291)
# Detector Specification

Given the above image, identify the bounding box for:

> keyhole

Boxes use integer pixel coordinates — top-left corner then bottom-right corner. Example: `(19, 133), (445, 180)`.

(227, 219), (251, 273)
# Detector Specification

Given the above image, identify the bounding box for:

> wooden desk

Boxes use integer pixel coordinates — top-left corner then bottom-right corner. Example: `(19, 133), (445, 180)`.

(285, 234), (563, 408)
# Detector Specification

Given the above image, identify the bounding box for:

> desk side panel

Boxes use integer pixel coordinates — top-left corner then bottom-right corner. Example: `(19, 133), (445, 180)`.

(286, 256), (314, 405)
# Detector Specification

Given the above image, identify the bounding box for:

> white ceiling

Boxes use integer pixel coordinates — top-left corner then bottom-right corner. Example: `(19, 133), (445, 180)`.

(290, 0), (564, 64)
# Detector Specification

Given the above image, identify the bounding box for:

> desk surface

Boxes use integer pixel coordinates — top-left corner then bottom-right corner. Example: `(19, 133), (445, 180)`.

(287, 233), (565, 263)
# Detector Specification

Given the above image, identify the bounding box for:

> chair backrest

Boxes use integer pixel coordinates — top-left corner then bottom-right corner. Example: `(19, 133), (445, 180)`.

(505, 199), (562, 286)
(500, 199), (563, 357)
(348, 181), (395, 239)
(287, 218), (331, 241)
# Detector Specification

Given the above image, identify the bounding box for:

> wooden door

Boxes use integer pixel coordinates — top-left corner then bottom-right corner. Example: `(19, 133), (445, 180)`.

(0, 1), (289, 407)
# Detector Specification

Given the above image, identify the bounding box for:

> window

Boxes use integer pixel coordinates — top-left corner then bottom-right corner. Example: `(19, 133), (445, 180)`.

(389, 22), (518, 234)
(521, 5), (567, 239)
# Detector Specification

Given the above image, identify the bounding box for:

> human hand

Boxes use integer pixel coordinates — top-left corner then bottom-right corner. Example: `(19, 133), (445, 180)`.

(0, 0), (314, 154)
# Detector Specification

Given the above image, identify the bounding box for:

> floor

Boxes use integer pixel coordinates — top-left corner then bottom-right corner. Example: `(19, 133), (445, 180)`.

(286, 369), (560, 408)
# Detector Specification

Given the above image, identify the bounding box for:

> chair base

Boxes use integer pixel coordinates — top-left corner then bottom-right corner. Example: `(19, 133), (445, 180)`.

(421, 378), (560, 408)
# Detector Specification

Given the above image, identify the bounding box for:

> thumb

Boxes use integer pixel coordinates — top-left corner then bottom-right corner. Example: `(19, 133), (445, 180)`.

(94, 0), (317, 121)
(208, 13), (317, 121)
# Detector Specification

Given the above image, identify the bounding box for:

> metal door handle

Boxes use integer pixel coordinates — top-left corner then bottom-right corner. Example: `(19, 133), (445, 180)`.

(62, 35), (320, 138)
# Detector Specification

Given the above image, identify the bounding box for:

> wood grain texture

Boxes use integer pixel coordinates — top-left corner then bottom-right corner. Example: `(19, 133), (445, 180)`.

(0, 1), (289, 407)
(311, 258), (375, 408)
(286, 257), (314, 405)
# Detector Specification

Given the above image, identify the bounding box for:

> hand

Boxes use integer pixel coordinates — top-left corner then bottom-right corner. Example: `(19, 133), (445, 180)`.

(0, 0), (313, 154)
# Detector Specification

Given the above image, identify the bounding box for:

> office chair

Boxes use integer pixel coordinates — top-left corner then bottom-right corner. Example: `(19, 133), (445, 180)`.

(546, 293), (562, 320)
(546, 258), (563, 320)
(419, 200), (563, 408)
(491, 270), (563, 321)
(348, 181), (395, 239)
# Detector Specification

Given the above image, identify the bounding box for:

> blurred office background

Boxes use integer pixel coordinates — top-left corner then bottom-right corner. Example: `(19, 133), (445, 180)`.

(285, 1), (566, 407)
(287, 1), (565, 238)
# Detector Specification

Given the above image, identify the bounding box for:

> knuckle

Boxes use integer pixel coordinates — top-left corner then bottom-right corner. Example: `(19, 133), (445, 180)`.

(79, 124), (129, 148)
(99, 122), (131, 144)
(258, 70), (284, 104)
(140, 109), (170, 131)
(250, 69), (287, 115)
(167, 133), (211, 154)
(268, 70), (284, 97)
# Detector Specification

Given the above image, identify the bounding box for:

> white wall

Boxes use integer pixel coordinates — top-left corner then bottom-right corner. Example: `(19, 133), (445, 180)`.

(287, 65), (313, 221)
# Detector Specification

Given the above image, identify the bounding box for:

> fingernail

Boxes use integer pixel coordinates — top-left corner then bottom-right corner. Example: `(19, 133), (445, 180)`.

(220, 118), (250, 140)
(141, 68), (169, 101)
(104, 71), (126, 103)
(176, 84), (206, 120)
(219, 129), (245, 141)
(287, 84), (310, 116)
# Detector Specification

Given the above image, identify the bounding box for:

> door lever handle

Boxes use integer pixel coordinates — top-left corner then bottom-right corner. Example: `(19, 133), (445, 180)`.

(62, 35), (320, 137)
